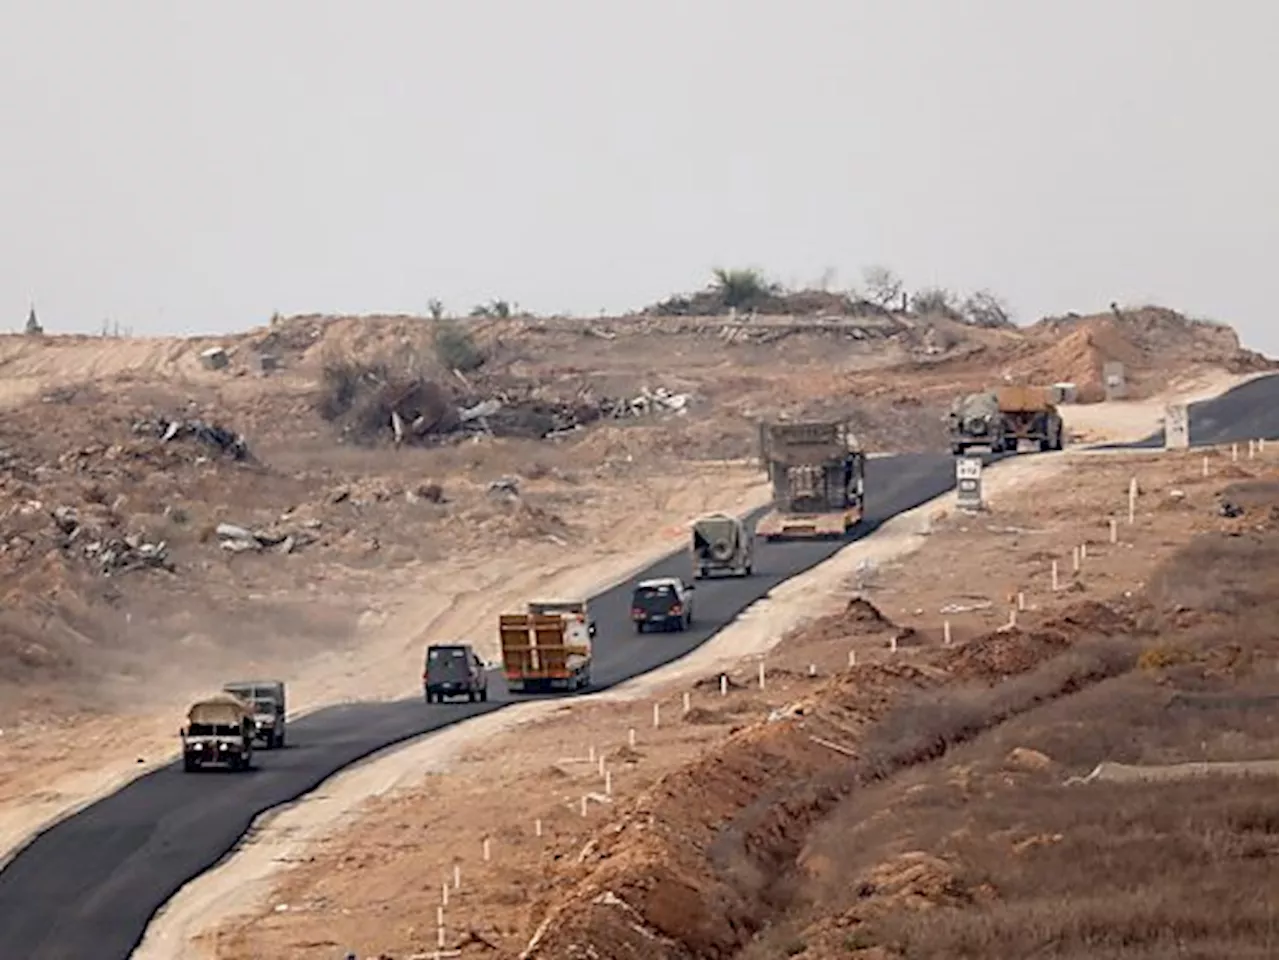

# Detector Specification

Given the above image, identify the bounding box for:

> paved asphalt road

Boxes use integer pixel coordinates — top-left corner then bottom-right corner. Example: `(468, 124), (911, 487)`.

(0, 375), (1274, 960)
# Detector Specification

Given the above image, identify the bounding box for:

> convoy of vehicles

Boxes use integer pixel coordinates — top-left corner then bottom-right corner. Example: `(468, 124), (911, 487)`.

(221, 680), (287, 748)
(180, 693), (256, 772)
(691, 512), (752, 579)
(948, 385), (1064, 454)
(423, 644), (489, 703)
(754, 419), (866, 541)
(630, 577), (696, 633)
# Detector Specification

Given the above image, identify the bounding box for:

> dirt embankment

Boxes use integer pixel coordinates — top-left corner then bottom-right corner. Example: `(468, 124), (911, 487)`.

(521, 480), (1278, 959)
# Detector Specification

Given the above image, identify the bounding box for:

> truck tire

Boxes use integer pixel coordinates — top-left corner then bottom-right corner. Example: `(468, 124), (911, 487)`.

(480, 687), (489, 702)
(183, 757), (198, 773)
(276, 730), (286, 749)
(634, 622), (646, 635)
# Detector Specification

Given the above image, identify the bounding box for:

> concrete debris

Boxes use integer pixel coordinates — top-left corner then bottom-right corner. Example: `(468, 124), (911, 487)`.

(199, 346), (230, 370)
(216, 521), (317, 554)
(50, 505), (174, 576)
(132, 417), (250, 461)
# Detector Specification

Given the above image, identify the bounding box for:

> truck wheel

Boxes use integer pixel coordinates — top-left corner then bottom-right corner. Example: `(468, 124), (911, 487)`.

(634, 622), (645, 635)
(276, 731), (286, 749)
(480, 687), (489, 702)
(183, 757), (198, 773)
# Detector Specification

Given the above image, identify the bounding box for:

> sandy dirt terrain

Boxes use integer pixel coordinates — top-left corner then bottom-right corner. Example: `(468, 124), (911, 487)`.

(0, 295), (1272, 939)
(138, 432), (1278, 959)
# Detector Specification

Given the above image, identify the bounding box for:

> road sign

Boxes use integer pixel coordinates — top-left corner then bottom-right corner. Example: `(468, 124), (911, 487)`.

(1164, 403), (1189, 449)
(955, 456), (984, 511)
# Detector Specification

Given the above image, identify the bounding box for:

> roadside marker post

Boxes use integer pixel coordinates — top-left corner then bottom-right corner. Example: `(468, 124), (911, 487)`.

(652, 703), (660, 728)
(1109, 518), (1118, 544)
(719, 674), (728, 697)
(1017, 592), (1026, 612)
(482, 837), (491, 862)
(534, 818), (543, 838)
(1232, 443), (1239, 462)
(847, 649), (857, 667)
(808, 663), (817, 677)
(605, 770), (613, 796)
(682, 691), (691, 714)
(1072, 546), (1080, 572)
(580, 795), (588, 817)
(627, 727), (636, 748)
(1081, 542), (1089, 561)
(942, 620), (952, 646)
(889, 633), (898, 653)
(453, 862), (461, 890)
(441, 881), (449, 906)
(757, 661), (766, 690)
(1127, 477), (1138, 525)
(1202, 456), (1209, 477)
(1051, 560), (1059, 592)
(597, 754), (606, 776)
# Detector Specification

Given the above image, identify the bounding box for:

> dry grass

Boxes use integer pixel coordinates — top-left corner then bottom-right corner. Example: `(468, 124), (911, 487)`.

(737, 492), (1278, 960)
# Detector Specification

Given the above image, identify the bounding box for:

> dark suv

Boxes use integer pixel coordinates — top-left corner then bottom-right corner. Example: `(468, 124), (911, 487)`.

(423, 644), (489, 703)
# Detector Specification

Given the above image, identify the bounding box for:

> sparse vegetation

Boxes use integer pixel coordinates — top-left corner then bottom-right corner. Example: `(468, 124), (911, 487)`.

(862, 265), (904, 307)
(431, 319), (486, 372)
(316, 348), (457, 444)
(469, 298), (511, 319)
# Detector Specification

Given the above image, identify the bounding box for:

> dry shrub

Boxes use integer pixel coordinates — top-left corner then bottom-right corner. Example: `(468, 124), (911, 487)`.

(316, 349), (458, 445)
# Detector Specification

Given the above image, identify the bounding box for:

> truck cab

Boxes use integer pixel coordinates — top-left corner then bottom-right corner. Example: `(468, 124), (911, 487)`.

(181, 694), (256, 772)
(221, 680), (287, 749)
(630, 577), (695, 633)
(423, 644), (489, 703)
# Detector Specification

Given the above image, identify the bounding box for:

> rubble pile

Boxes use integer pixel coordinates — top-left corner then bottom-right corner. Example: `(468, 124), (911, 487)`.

(131, 417), (251, 461)
(326, 367), (695, 446)
(50, 505), (174, 577)
(215, 521), (319, 555)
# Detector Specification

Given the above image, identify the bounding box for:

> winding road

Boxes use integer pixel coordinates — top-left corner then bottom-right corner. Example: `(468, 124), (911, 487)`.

(0, 373), (1274, 960)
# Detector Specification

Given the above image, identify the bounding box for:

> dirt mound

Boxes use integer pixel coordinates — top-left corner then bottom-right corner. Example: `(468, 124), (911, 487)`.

(1009, 318), (1142, 400)
(940, 628), (1073, 683)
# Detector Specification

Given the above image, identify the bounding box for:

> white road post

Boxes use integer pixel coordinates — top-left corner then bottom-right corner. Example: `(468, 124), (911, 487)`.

(808, 663), (817, 677)
(1109, 518), (1118, 544)
(580, 795), (588, 817)
(1081, 542), (1089, 561)
(757, 661), (766, 690)
(1072, 545), (1081, 573)
(719, 674), (728, 697)
(1232, 443), (1239, 462)
(889, 633), (898, 653)
(847, 649), (857, 667)
(652, 702), (660, 728)
(587, 744), (595, 763)
(597, 754), (606, 777)
(1017, 592), (1026, 612)
(1202, 456), (1209, 477)
(628, 727), (636, 749)
(682, 691), (691, 714)
(605, 770), (613, 796)
(1051, 560), (1059, 592)
(942, 620), (952, 646)
(482, 836), (491, 862)
(442, 881), (449, 906)
(535, 818), (543, 838)
(1128, 477), (1138, 525)
(453, 863), (461, 891)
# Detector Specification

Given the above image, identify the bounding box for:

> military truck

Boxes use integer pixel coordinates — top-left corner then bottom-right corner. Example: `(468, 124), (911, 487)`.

(222, 679), (287, 748)
(180, 693), (256, 772)
(691, 512), (753, 579)
(948, 386), (1064, 454)
(499, 599), (593, 694)
(754, 419), (866, 541)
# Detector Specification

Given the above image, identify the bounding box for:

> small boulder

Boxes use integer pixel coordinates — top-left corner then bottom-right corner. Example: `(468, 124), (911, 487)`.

(1004, 747), (1053, 773)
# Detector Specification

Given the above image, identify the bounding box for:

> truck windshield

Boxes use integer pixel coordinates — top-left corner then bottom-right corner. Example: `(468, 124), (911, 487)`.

(189, 723), (239, 736)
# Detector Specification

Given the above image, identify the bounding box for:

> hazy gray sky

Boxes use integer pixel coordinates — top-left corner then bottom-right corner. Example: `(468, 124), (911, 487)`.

(2, 0), (1276, 351)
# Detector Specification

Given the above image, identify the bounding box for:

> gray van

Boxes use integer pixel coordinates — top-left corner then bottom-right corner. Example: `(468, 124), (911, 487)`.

(423, 644), (489, 703)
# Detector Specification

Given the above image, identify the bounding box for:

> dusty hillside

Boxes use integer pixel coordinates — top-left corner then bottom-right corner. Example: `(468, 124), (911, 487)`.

(199, 447), (1278, 960)
(0, 298), (1269, 725)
